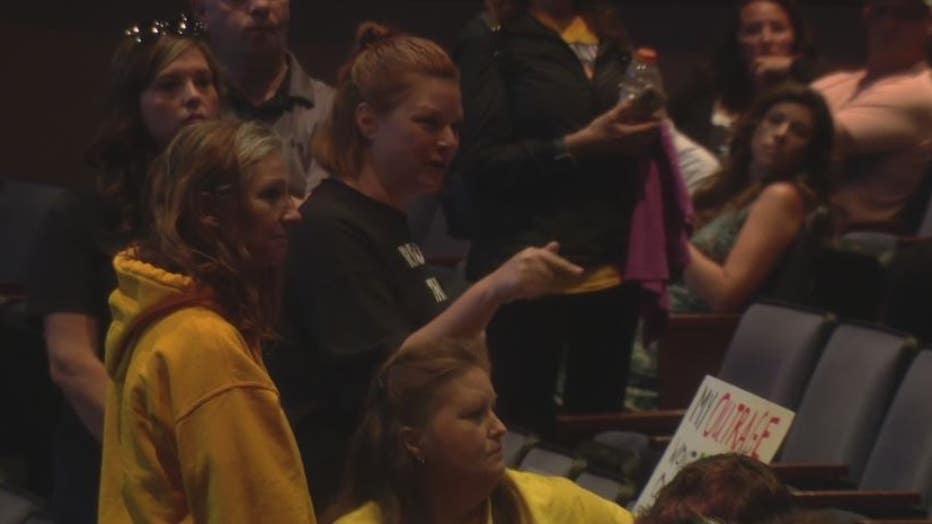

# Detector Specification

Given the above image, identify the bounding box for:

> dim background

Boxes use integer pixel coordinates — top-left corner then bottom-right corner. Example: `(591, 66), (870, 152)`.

(1, 0), (866, 187)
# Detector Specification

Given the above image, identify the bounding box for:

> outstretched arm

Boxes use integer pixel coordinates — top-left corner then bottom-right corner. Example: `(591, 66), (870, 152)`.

(683, 182), (805, 312)
(403, 242), (583, 348)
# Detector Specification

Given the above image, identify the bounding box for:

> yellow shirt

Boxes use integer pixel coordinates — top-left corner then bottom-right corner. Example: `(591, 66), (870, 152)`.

(334, 469), (633, 523)
(98, 251), (316, 523)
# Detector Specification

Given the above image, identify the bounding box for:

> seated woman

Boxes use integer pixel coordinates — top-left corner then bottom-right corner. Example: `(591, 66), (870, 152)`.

(324, 338), (633, 524)
(27, 18), (221, 523)
(274, 22), (584, 508)
(638, 454), (793, 524)
(671, 0), (819, 159)
(98, 120), (315, 523)
(672, 83), (833, 313)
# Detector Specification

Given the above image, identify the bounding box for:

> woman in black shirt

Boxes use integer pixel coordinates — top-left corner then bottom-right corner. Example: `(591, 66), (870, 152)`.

(454, 0), (659, 437)
(277, 22), (586, 509)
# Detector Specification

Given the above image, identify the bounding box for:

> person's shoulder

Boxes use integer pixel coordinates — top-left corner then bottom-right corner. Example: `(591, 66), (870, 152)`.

(332, 501), (384, 524)
(755, 182), (806, 216)
(507, 469), (634, 523)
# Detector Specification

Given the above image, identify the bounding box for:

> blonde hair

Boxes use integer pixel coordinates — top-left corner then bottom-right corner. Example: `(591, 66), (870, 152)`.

(325, 338), (529, 524)
(312, 22), (459, 178)
(138, 119), (284, 347)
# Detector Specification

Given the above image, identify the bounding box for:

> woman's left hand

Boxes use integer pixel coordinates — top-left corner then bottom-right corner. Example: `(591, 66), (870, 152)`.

(751, 55), (796, 85)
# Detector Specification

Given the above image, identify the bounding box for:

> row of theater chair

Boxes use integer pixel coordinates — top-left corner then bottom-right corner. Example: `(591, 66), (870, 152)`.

(554, 300), (932, 519)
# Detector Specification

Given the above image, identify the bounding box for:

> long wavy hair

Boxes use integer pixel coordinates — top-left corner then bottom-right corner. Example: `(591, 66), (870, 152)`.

(638, 454), (793, 524)
(485, 0), (629, 47)
(324, 339), (529, 524)
(714, 0), (816, 113)
(692, 83), (833, 226)
(135, 120), (284, 349)
(86, 34), (222, 242)
(312, 22), (459, 179)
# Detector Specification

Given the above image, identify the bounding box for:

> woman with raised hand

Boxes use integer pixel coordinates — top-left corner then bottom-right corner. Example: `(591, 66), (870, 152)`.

(273, 22), (585, 508)
(325, 339), (634, 524)
(98, 120), (315, 523)
(26, 17), (221, 523)
(671, 0), (819, 159)
(453, 0), (660, 441)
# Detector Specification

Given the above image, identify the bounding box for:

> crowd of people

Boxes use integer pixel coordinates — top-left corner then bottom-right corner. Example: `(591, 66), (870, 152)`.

(14, 0), (932, 521)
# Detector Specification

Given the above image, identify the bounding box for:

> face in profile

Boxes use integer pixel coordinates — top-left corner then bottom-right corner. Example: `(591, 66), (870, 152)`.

(196, 0), (289, 58)
(140, 46), (220, 149)
(239, 152), (300, 269)
(738, 1), (796, 65)
(362, 75), (463, 200)
(750, 101), (815, 178)
(412, 366), (507, 482)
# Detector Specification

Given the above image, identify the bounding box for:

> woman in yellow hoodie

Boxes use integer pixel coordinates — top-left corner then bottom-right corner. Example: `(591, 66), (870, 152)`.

(98, 119), (314, 523)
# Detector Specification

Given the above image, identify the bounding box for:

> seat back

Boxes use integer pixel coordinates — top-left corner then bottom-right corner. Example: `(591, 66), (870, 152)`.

(859, 349), (932, 507)
(576, 470), (628, 503)
(779, 323), (914, 482)
(718, 301), (834, 409)
(0, 178), (63, 286)
(502, 430), (537, 468)
(517, 445), (578, 478)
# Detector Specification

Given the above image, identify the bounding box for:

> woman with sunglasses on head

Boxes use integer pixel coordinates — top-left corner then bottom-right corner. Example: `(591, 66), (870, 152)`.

(324, 338), (633, 524)
(98, 120), (314, 523)
(273, 22), (585, 509)
(26, 17), (221, 524)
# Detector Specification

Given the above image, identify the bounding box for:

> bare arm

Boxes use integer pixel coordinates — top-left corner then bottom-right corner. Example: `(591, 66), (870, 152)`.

(403, 242), (584, 348)
(683, 183), (805, 312)
(44, 313), (109, 440)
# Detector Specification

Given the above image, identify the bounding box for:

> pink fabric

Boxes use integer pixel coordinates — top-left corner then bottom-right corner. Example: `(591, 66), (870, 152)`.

(812, 64), (932, 225)
(624, 123), (695, 343)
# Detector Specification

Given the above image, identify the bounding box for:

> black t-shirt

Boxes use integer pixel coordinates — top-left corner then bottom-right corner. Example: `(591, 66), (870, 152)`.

(274, 179), (450, 413)
(28, 190), (119, 352)
(26, 189), (125, 524)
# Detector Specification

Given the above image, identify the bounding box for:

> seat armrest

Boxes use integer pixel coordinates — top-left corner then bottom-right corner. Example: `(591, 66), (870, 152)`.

(556, 410), (685, 443)
(770, 462), (851, 488)
(792, 490), (923, 518)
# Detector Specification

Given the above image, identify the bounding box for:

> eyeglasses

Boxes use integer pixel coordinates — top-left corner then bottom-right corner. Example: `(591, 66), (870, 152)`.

(124, 14), (205, 44)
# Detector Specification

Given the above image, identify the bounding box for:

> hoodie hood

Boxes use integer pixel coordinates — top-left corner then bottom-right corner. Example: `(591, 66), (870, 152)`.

(105, 249), (196, 382)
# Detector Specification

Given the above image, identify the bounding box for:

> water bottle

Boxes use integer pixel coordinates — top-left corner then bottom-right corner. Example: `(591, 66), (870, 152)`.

(618, 47), (666, 121)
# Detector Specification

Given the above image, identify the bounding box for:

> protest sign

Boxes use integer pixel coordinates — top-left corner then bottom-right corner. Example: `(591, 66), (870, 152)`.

(633, 375), (795, 514)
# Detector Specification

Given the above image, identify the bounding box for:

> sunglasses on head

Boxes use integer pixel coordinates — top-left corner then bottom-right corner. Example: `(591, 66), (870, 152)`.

(124, 14), (205, 44)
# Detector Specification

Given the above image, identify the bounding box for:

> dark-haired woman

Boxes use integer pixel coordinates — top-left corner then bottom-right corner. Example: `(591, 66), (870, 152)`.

(670, 0), (819, 158)
(26, 21), (221, 523)
(672, 84), (833, 313)
(99, 120), (314, 522)
(325, 339), (634, 524)
(275, 22), (586, 510)
(453, 0), (660, 438)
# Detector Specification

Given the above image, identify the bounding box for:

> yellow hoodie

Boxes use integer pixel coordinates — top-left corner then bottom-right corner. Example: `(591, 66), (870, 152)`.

(334, 469), (634, 523)
(99, 251), (316, 523)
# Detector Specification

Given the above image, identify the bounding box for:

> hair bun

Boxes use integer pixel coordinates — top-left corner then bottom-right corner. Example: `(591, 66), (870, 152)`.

(354, 22), (396, 53)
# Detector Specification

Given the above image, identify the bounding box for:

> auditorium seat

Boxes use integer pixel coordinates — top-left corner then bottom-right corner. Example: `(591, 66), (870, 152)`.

(517, 444), (581, 478)
(778, 323), (916, 484)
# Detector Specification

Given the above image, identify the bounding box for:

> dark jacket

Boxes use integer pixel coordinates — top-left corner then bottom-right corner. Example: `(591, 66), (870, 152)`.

(454, 12), (641, 279)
